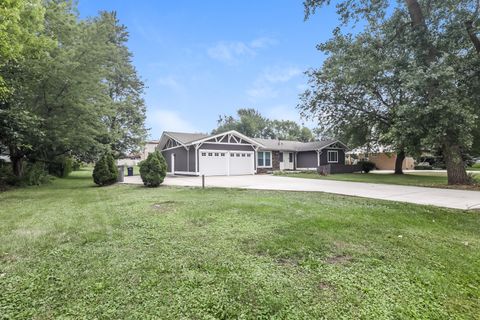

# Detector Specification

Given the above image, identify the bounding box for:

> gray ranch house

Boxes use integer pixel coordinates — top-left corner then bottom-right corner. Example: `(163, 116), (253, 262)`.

(157, 130), (348, 176)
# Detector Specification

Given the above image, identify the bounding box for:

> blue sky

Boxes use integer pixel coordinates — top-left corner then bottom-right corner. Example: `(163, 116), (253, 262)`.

(78, 1), (339, 139)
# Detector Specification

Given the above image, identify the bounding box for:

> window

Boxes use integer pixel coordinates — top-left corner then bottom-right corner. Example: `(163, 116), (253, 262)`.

(289, 153), (293, 163)
(241, 153), (245, 157)
(201, 152), (206, 156)
(257, 151), (272, 167)
(247, 154), (251, 157)
(214, 153), (219, 156)
(208, 152), (213, 156)
(221, 153), (225, 157)
(327, 150), (338, 163)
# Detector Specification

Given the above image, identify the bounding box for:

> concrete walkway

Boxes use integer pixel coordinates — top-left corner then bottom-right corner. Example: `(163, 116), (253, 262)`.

(123, 175), (480, 210)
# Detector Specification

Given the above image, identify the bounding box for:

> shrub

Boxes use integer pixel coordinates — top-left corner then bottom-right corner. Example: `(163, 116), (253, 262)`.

(23, 162), (52, 186)
(358, 160), (376, 173)
(414, 165), (433, 170)
(93, 153), (118, 186)
(472, 163), (480, 169)
(72, 159), (82, 171)
(139, 151), (167, 187)
(47, 156), (73, 178)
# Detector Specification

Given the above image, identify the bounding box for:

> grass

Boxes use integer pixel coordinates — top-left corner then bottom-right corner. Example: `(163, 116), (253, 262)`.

(275, 171), (480, 189)
(1, 169), (479, 319)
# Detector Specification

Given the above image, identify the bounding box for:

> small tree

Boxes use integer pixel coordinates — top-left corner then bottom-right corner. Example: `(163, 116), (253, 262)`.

(93, 153), (118, 186)
(139, 151), (167, 187)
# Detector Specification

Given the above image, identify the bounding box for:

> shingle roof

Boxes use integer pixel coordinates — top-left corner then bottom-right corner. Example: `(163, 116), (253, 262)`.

(164, 131), (210, 144)
(253, 138), (340, 152)
(161, 130), (345, 151)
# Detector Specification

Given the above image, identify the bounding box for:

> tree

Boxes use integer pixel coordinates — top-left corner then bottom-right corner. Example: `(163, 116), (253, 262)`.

(0, 2), (147, 179)
(213, 108), (314, 141)
(93, 153), (118, 186)
(139, 151), (167, 187)
(303, 0), (480, 184)
(95, 11), (147, 158)
(0, 0), (48, 99)
(213, 108), (272, 138)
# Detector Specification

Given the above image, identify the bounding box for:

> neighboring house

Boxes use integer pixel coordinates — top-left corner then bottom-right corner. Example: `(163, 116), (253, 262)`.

(347, 147), (415, 170)
(117, 140), (159, 167)
(157, 130), (348, 176)
(141, 140), (159, 160)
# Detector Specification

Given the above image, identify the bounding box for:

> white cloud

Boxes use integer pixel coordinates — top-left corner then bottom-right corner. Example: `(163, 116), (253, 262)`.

(207, 37), (276, 64)
(249, 37), (278, 49)
(149, 109), (196, 133)
(246, 66), (302, 101)
(262, 67), (302, 83)
(156, 76), (184, 93)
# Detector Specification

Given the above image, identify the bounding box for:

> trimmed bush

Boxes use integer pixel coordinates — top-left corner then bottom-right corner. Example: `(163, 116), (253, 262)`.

(358, 160), (376, 173)
(414, 165), (433, 170)
(139, 151), (167, 187)
(93, 153), (118, 186)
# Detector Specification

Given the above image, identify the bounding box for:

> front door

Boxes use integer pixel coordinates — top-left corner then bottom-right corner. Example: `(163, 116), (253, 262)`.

(281, 152), (294, 170)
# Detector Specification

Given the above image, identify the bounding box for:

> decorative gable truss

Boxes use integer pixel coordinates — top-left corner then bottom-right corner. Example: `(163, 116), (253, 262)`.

(325, 142), (345, 149)
(163, 138), (182, 150)
(204, 132), (251, 145)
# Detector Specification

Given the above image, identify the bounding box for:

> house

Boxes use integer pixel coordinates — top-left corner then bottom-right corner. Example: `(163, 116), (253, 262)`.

(346, 146), (415, 170)
(117, 140), (159, 167)
(141, 140), (159, 160)
(157, 130), (348, 176)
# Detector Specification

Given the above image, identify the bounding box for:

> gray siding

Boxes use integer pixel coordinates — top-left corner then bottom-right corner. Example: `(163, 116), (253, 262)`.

(297, 151), (317, 168)
(199, 143), (255, 151)
(161, 146), (189, 172)
(296, 149), (346, 168)
(320, 149), (345, 165)
(188, 147), (196, 172)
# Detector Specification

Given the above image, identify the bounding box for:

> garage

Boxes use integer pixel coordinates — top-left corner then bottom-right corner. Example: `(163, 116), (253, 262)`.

(199, 150), (255, 176)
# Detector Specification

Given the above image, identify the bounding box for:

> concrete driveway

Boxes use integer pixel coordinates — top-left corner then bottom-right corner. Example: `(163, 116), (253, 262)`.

(123, 174), (480, 210)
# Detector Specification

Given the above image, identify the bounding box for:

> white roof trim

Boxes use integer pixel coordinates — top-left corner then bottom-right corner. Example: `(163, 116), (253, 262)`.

(158, 132), (187, 150)
(188, 130), (265, 148)
(318, 140), (349, 151)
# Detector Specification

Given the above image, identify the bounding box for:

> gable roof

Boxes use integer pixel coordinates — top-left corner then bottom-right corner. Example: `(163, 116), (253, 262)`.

(253, 138), (347, 152)
(164, 131), (210, 145)
(159, 130), (347, 152)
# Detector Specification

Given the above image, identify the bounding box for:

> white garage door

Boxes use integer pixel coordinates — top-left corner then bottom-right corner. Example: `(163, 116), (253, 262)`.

(199, 150), (254, 176)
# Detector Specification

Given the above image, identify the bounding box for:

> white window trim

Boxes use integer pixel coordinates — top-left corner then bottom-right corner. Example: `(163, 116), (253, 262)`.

(327, 150), (338, 163)
(257, 151), (272, 168)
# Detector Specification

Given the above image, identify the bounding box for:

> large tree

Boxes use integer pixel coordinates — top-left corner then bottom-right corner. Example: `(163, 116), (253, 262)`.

(213, 108), (314, 141)
(303, 0), (480, 184)
(0, 1), (147, 177)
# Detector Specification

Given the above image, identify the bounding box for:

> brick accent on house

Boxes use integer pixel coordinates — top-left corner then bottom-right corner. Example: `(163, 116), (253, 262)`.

(256, 151), (281, 174)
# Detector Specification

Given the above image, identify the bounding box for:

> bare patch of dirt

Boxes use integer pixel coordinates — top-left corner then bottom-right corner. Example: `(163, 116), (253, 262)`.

(326, 254), (352, 265)
(151, 201), (177, 213)
(318, 281), (334, 290)
(275, 257), (298, 267)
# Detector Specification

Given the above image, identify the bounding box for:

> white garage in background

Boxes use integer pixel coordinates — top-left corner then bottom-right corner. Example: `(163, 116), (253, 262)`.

(199, 150), (255, 176)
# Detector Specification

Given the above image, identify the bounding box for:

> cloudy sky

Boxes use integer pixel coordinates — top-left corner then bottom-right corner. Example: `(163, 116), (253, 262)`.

(78, 1), (339, 139)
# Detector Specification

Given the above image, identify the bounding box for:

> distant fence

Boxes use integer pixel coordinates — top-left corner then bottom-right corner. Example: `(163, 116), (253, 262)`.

(317, 164), (362, 175)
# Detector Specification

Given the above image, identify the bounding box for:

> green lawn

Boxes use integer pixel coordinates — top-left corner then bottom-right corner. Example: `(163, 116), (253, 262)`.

(1, 169), (479, 319)
(275, 171), (480, 189)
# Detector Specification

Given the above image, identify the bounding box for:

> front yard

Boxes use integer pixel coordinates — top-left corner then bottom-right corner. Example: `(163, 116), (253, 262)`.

(1, 169), (479, 318)
(275, 171), (480, 190)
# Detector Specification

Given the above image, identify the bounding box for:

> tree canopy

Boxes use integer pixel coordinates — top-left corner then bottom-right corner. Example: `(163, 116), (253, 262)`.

(301, 0), (480, 184)
(0, 0), (147, 178)
(213, 108), (314, 142)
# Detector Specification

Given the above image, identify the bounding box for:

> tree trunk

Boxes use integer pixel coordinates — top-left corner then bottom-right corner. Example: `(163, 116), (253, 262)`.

(442, 142), (470, 185)
(9, 147), (24, 178)
(394, 150), (405, 174)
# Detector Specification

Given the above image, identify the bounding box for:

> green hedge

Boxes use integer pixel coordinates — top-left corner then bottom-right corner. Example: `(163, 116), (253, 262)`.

(139, 151), (167, 187)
